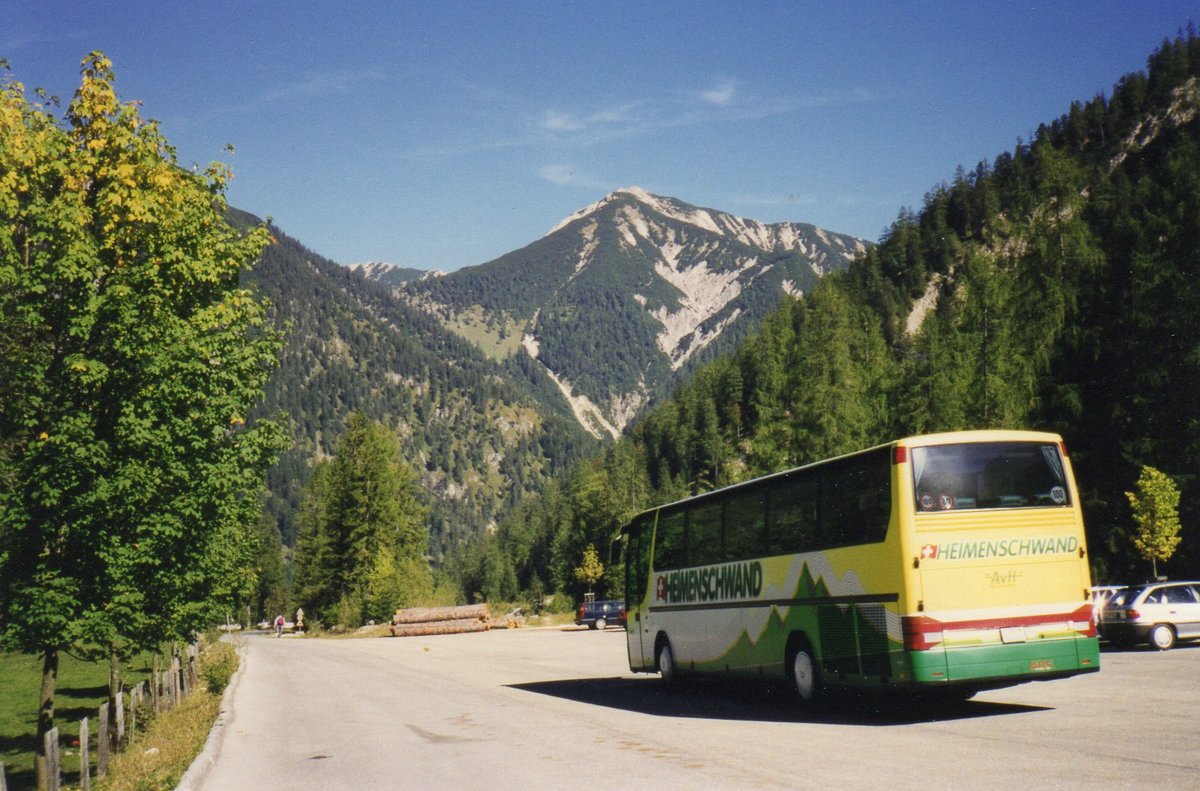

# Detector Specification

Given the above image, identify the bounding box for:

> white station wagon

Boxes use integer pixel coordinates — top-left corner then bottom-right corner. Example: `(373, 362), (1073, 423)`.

(1098, 580), (1200, 650)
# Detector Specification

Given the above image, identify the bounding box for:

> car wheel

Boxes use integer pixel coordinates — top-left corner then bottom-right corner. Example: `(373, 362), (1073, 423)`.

(657, 640), (677, 685)
(1149, 623), (1176, 650)
(790, 644), (821, 703)
(595, 617), (607, 630)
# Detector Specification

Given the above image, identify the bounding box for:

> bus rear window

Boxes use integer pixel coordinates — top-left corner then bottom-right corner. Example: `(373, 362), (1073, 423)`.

(911, 442), (1070, 512)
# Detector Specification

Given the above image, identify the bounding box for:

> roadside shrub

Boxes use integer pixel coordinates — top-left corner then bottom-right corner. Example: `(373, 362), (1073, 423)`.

(332, 594), (363, 630)
(543, 593), (576, 614)
(198, 642), (238, 694)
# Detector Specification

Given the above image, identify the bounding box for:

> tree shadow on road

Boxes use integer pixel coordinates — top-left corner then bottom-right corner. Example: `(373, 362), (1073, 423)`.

(507, 675), (1049, 725)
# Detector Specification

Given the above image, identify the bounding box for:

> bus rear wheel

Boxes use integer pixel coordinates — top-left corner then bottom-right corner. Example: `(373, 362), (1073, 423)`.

(787, 638), (822, 703)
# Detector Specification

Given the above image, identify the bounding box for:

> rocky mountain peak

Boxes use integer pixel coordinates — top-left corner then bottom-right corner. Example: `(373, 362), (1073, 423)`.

(382, 191), (869, 438)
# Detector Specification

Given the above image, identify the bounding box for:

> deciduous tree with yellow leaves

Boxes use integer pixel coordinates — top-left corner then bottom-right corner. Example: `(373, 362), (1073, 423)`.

(1126, 465), (1182, 580)
(0, 53), (285, 788)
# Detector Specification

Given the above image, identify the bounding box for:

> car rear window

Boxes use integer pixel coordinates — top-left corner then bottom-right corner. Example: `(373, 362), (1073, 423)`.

(1106, 588), (1137, 608)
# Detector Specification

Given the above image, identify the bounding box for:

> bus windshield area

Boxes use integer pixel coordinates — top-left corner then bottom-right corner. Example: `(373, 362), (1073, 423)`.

(911, 442), (1069, 512)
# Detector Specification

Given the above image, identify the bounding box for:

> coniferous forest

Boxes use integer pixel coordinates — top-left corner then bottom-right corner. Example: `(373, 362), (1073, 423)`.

(458, 32), (1200, 605)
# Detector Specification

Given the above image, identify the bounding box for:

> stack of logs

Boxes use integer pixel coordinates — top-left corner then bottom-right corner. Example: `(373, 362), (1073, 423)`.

(389, 603), (491, 637)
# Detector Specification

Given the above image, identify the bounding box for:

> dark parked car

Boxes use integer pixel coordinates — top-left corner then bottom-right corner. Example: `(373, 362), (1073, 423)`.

(1098, 580), (1200, 650)
(575, 599), (626, 630)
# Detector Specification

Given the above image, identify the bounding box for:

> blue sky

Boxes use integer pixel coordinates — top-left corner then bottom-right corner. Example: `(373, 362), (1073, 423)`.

(4, 2), (1195, 270)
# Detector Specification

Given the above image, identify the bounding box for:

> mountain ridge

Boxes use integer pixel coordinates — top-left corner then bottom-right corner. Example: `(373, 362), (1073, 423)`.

(361, 188), (868, 437)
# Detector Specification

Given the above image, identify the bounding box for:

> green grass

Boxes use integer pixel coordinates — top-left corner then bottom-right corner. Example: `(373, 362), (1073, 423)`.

(0, 651), (155, 791)
(96, 678), (223, 791)
(436, 304), (526, 360)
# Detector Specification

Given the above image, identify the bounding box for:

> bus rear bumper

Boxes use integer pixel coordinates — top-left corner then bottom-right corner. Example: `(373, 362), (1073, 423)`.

(909, 636), (1100, 685)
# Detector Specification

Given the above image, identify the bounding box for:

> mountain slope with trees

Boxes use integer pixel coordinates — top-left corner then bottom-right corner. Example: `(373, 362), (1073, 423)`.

(379, 188), (867, 438)
(241, 218), (598, 559)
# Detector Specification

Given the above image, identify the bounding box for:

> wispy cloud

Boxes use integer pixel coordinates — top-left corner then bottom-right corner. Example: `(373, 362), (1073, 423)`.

(537, 163), (608, 189)
(415, 79), (877, 158)
(537, 102), (641, 135)
(540, 111), (584, 132)
(164, 65), (389, 135)
(732, 193), (821, 208)
(261, 66), (386, 102)
(700, 78), (737, 107)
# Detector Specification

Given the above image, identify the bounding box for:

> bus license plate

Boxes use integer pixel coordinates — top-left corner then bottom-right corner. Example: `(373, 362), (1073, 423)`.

(1000, 627), (1026, 644)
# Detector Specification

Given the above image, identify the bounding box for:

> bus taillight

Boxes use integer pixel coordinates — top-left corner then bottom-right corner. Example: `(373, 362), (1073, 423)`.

(893, 446), (908, 465)
(902, 615), (943, 651)
(1071, 604), (1097, 637)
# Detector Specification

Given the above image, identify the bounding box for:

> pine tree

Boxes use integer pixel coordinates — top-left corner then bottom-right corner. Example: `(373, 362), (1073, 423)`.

(293, 413), (429, 625)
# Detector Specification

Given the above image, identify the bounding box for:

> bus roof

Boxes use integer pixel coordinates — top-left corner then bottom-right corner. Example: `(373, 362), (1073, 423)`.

(894, 428), (1064, 448)
(621, 428), (1066, 530)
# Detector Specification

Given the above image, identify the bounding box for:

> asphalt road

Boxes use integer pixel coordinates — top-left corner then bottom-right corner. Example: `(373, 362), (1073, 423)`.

(180, 627), (1199, 790)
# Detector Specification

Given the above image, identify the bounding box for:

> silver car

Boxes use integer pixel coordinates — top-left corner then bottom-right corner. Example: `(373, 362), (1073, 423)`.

(1098, 580), (1200, 650)
(1090, 585), (1123, 620)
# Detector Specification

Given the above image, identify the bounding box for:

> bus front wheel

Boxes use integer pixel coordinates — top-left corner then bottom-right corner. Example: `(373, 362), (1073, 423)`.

(657, 639), (677, 685)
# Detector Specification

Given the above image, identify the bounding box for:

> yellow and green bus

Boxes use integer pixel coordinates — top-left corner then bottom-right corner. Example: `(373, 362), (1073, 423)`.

(622, 430), (1100, 702)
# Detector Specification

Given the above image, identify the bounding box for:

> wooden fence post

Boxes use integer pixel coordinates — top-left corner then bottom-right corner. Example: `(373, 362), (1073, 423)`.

(96, 702), (109, 778)
(1, 760), (8, 791)
(134, 679), (146, 735)
(171, 655), (181, 708)
(129, 684), (138, 738)
(79, 717), (90, 791)
(44, 726), (60, 791)
(151, 655), (159, 713)
(114, 690), (125, 748)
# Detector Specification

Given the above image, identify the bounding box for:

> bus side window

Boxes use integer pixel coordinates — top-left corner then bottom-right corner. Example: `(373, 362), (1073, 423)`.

(857, 450), (892, 542)
(819, 468), (845, 545)
(625, 517), (653, 608)
(767, 471), (819, 555)
(689, 500), (723, 567)
(723, 487), (766, 562)
(821, 450), (891, 546)
(654, 510), (687, 570)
